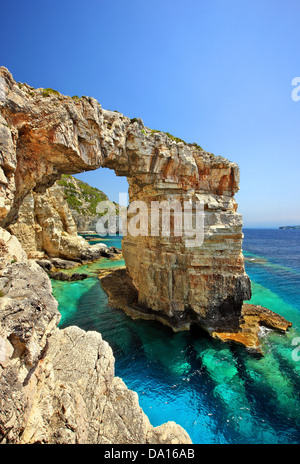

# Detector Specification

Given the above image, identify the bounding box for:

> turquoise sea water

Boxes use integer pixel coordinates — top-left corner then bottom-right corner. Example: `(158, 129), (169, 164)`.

(51, 230), (300, 444)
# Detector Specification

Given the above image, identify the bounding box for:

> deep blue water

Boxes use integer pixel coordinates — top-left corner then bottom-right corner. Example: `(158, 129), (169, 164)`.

(52, 229), (300, 444)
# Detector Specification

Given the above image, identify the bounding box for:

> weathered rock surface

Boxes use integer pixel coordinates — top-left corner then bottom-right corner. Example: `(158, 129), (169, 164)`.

(21, 325), (191, 444)
(0, 258), (191, 444)
(99, 268), (292, 354)
(212, 303), (292, 354)
(8, 183), (112, 262)
(100, 268), (191, 330)
(56, 174), (122, 233)
(0, 66), (292, 443)
(48, 271), (89, 281)
(0, 227), (27, 270)
(39, 257), (80, 270)
(0, 66), (250, 333)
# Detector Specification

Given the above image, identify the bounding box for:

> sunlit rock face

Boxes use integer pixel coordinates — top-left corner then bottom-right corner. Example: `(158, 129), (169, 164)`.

(8, 184), (110, 262)
(0, 259), (191, 444)
(0, 66), (251, 333)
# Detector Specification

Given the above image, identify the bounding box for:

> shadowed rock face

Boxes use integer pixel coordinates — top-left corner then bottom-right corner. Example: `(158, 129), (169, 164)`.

(8, 184), (112, 262)
(0, 66), (251, 333)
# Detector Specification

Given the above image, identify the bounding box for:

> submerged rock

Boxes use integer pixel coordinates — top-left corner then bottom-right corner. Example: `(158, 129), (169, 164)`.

(48, 271), (89, 281)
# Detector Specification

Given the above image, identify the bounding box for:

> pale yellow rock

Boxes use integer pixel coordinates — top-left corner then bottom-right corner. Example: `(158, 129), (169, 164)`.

(0, 227), (27, 270)
(9, 185), (109, 261)
(0, 65), (251, 333)
(0, 66), (259, 444)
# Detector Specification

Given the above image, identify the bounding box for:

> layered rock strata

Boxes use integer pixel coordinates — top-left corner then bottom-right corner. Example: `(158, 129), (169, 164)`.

(99, 269), (292, 354)
(0, 66), (250, 334)
(212, 303), (292, 355)
(0, 66), (293, 443)
(0, 67), (194, 444)
(8, 183), (113, 262)
(0, 252), (190, 444)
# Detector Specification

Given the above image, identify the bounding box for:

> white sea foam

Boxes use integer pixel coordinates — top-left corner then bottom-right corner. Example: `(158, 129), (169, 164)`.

(258, 326), (272, 338)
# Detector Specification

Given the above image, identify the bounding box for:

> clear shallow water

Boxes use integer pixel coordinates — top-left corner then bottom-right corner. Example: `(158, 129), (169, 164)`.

(52, 230), (300, 444)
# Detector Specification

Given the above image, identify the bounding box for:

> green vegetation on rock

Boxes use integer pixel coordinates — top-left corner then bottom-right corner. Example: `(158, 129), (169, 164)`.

(165, 132), (186, 144)
(57, 174), (109, 216)
(149, 128), (203, 150)
(42, 88), (61, 97)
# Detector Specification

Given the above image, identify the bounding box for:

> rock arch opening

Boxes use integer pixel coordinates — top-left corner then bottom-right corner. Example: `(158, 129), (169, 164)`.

(0, 66), (251, 336)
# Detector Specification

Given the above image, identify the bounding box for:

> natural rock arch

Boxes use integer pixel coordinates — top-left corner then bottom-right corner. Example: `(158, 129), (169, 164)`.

(0, 66), (251, 334)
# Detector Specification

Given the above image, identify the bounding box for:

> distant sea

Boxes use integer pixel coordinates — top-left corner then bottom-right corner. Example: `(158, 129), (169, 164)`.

(52, 229), (300, 444)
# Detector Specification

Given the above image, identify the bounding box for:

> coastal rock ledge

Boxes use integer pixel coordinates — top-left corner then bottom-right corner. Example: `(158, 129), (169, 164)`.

(0, 259), (191, 444)
(100, 269), (292, 355)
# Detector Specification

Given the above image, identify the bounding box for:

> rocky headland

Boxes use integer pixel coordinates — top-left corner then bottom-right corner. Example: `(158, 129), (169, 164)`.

(0, 66), (250, 336)
(8, 181), (120, 263)
(0, 66), (292, 443)
(99, 268), (292, 356)
(56, 173), (121, 233)
(0, 258), (190, 444)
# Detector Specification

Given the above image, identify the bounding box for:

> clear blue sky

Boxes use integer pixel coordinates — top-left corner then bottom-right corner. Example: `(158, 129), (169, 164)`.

(1, 0), (299, 227)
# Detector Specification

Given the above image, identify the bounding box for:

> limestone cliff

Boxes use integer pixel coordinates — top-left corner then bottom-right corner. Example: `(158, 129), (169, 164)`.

(0, 250), (190, 444)
(0, 66), (292, 444)
(8, 183), (110, 262)
(0, 66), (251, 334)
(0, 67), (193, 444)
